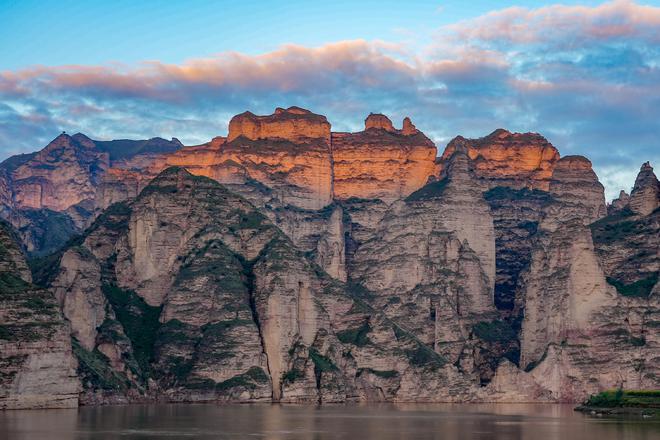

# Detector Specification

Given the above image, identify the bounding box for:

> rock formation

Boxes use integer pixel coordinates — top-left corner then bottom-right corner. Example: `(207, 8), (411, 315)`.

(629, 162), (660, 216)
(332, 114), (437, 201)
(0, 219), (79, 409)
(0, 106), (658, 408)
(441, 129), (560, 190)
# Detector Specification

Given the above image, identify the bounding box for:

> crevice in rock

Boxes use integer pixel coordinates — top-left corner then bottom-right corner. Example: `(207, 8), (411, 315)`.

(236, 252), (274, 400)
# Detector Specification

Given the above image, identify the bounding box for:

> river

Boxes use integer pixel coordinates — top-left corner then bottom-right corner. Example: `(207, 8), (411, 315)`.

(1, 403), (658, 439)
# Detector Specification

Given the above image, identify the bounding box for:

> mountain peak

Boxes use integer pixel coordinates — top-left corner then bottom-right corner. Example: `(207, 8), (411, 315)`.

(629, 161), (659, 215)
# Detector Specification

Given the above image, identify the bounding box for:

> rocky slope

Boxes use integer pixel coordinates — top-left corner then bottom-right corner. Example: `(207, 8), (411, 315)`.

(485, 162), (658, 402)
(0, 107), (658, 408)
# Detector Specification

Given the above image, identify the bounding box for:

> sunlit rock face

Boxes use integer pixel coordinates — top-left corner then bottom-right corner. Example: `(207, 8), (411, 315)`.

(99, 108), (335, 210)
(228, 106), (332, 144)
(6, 134), (183, 213)
(441, 129), (560, 190)
(10, 134), (109, 211)
(332, 114), (438, 202)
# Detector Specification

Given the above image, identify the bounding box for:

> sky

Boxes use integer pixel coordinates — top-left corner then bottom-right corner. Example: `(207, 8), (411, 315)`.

(1, 0), (659, 200)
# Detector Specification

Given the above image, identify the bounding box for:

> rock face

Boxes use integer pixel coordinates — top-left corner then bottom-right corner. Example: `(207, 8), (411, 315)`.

(332, 115), (437, 201)
(228, 106), (331, 144)
(0, 106), (658, 408)
(441, 129), (560, 190)
(38, 168), (489, 405)
(628, 162), (660, 216)
(491, 161), (659, 401)
(96, 110), (438, 211)
(609, 190), (630, 214)
(10, 134), (108, 212)
(0, 219), (79, 409)
(548, 155), (607, 225)
(0, 134), (182, 256)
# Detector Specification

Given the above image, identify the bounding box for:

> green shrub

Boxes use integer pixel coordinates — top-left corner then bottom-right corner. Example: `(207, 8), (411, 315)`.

(472, 320), (517, 343)
(405, 345), (445, 369)
(102, 283), (162, 374)
(72, 338), (129, 391)
(336, 321), (371, 346)
(360, 368), (398, 379)
(606, 273), (658, 298)
(282, 368), (305, 383)
(215, 367), (269, 391)
(483, 187), (552, 203)
(309, 348), (338, 373)
(584, 389), (660, 408)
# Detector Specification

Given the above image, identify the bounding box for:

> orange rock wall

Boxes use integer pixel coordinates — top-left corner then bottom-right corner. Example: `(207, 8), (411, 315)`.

(441, 129), (560, 190)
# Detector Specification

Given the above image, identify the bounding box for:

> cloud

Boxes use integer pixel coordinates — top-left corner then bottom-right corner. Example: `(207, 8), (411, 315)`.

(445, 0), (660, 46)
(1, 2), (659, 200)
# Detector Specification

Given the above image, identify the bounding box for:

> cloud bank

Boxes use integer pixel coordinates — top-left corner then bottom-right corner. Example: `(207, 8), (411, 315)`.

(1, 0), (658, 199)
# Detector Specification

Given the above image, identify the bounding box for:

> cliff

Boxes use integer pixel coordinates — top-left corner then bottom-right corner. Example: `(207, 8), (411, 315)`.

(0, 219), (79, 409)
(441, 129), (560, 190)
(34, 168), (484, 404)
(332, 114), (438, 201)
(0, 106), (658, 408)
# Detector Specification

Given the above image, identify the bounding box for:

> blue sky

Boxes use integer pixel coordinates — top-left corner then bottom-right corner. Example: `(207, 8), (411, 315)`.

(1, 0), (659, 199)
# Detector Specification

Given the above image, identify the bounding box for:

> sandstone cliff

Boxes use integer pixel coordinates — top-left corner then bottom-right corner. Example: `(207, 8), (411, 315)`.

(332, 114), (437, 202)
(441, 129), (560, 190)
(0, 219), (79, 409)
(0, 107), (658, 408)
(37, 168), (486, 404)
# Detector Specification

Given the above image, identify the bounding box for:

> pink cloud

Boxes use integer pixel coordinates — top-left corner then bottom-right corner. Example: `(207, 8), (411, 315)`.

(446, 0), (660, 45)
(0, 40), (416, 102)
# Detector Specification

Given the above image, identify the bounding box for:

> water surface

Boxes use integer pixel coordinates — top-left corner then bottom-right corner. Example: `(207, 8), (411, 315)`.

(1, 403), (658, 439)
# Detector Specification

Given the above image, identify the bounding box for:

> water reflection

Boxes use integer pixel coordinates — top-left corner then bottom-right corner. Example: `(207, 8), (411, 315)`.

(1, 403), (657, 439)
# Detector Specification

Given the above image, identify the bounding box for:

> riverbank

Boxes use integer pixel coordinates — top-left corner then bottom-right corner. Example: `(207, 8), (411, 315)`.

(575, 390), (660, 418)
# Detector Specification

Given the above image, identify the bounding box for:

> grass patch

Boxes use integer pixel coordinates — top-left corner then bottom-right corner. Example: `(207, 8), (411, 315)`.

(309, 348), (338, 373)
(589, 208), (643, 245)
(215, 367), (269, 392)
(359, 368), (398, 379)
(72, 338), (129, 391)
(282, 368), (305, 384)
(404, 345), (445, 369)
(483, 186), (552, 203)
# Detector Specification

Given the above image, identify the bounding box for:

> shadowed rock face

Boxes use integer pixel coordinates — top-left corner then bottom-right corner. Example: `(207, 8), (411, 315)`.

(33, 167), (488, 405)
(548, 155), (607, 224)
(0, 219), (79, 409)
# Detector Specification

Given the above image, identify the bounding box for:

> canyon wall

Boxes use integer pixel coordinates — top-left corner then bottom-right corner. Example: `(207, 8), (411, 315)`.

(0, 106), (658, 408)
